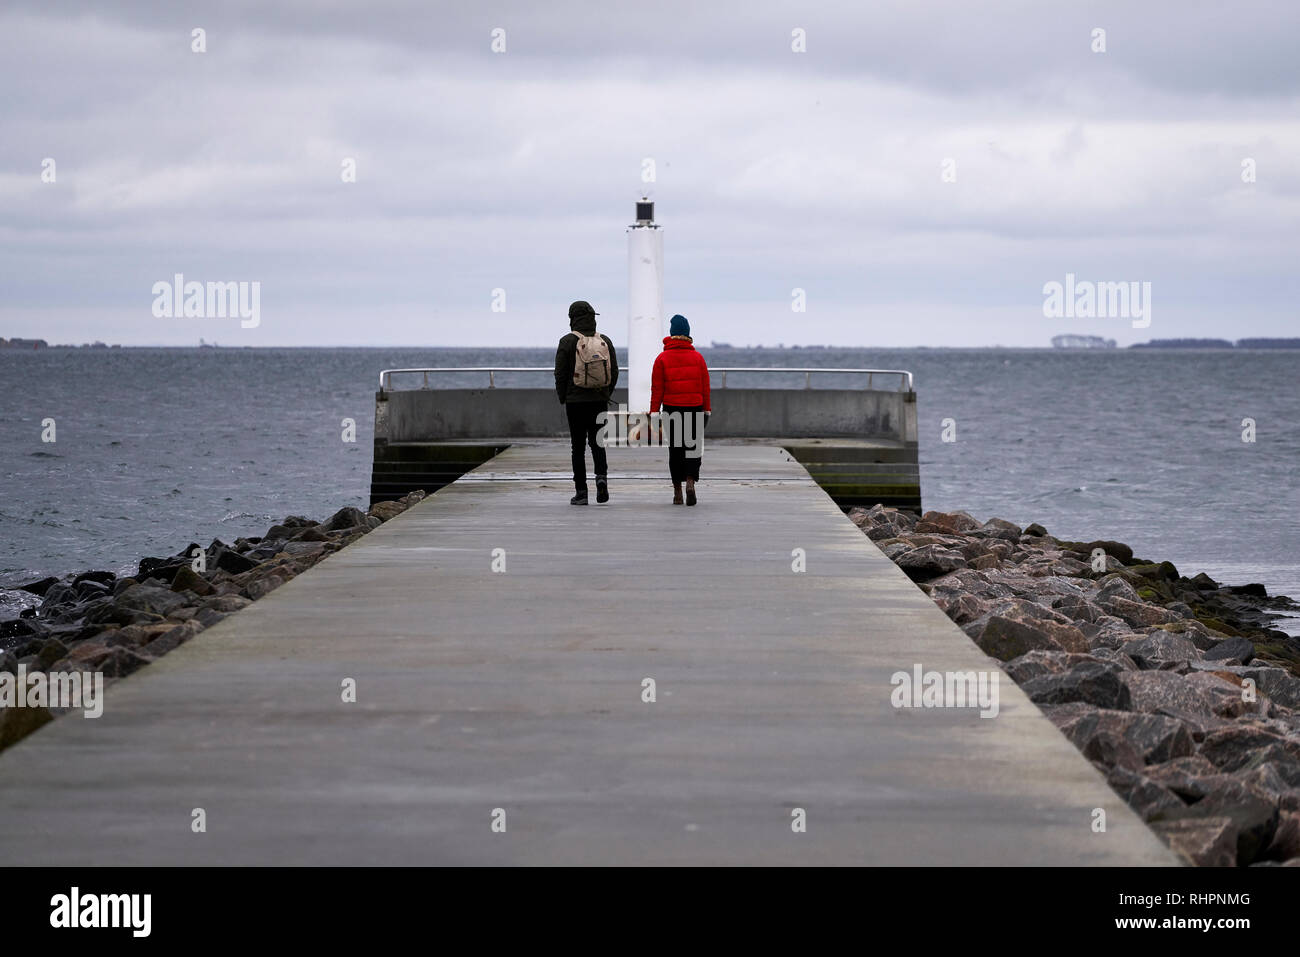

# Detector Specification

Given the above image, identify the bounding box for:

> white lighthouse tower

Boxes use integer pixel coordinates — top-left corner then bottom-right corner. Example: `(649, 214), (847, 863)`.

(626, 198), (663, 415)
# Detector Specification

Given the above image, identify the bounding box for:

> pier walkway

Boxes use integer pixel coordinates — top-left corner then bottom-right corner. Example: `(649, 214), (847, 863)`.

(0, 444), (1176, 865)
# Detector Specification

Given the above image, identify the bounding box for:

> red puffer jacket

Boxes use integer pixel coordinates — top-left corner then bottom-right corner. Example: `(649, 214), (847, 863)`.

(650, 336), (711, 412)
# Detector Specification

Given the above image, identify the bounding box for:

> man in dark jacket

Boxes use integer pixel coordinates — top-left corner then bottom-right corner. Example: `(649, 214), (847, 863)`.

(555, 300), (619, 505)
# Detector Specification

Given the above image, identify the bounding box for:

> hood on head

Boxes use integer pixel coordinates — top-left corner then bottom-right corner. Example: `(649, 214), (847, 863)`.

(570, 314), (597, 335)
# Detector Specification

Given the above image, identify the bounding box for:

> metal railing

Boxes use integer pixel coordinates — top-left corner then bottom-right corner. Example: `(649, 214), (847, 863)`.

(379, 367), (913, 392)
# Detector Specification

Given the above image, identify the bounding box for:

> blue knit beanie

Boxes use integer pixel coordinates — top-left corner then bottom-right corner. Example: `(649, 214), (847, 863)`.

(669, 314), (690, 337)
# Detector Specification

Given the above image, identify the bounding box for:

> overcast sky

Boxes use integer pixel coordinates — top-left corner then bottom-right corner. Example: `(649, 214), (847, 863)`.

(2, 0), (1297, 347)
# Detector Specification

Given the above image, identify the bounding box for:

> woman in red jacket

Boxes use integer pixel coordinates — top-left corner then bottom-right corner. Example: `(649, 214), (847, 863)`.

(649, 314), (711, 506)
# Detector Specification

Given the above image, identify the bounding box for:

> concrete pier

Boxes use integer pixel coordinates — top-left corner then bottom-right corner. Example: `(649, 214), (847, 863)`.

(0, 444), (1176, 865)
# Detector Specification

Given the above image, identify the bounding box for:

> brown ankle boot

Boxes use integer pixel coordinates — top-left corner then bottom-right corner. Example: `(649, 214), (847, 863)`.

(685, 478), (697, 506)
(672, 482), (684, 505)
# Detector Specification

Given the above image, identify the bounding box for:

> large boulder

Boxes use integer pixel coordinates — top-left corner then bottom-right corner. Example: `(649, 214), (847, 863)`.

(1181, 671), (1263, 720)
(1152, 778), (1278, 865)
(1106, 766), (1186, 821)
(1203, 637), (1256, 666)
(1186, 664), (1300, 709)
(1199, 723), (1300, 773)
(1150, 817), (1238, 867)
(1106, 597), (1182, 629)
(113, 583), (189, 619)
(967, 615), (1089, 661)
(1082, 540), (1135, 564)
(1120, 632), (1200, 670)
(324, 506), (367, 531)
(1003, 649), (1109, 683)
(1119, 671), (1229, 737)
(169, 565), (214, 597)
(1056, 708), (1196, 767)
(1265, 811), (1300, 862)
(914, 510), (982, 534)
(1022, 662), (1132, 709)
(1096, 575), (1141, 605)
(894, 545), (966, 581)
(1145, 755), (1222, 801)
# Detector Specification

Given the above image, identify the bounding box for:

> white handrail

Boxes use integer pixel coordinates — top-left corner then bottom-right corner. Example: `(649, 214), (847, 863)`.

(378, 367), (914, 392)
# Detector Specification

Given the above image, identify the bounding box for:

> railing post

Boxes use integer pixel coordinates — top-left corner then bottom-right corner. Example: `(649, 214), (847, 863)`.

(721, 370), (727, 389)
(489, 370), (495, 389)
(805, 371), (811, 390)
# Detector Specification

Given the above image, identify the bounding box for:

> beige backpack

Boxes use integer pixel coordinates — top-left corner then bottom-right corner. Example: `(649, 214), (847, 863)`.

(573, 334), (612, 389)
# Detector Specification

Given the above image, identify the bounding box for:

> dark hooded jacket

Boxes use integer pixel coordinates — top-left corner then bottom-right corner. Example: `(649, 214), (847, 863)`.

(554, 313), (618, 404)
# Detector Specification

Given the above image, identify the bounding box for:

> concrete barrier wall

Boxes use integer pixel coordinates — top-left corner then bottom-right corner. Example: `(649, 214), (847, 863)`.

(378, 387), (917, 443)
(372, 386), (921, 511)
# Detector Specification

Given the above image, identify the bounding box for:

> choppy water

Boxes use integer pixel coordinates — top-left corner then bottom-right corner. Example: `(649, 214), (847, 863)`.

(2, 347), (1297, 631)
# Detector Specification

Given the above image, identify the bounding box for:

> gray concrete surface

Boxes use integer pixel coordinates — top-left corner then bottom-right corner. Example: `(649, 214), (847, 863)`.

(0, 444), (1177, 865)
(380, 386), (917, 442)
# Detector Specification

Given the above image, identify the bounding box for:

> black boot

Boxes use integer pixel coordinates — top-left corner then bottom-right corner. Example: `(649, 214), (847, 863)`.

(685, 478), (697, 506)
(595, 475), (609, 504)
(570, 489), (588, 505)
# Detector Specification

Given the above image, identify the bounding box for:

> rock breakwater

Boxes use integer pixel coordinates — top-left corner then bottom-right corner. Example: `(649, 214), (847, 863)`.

(850, 504), (1300, 867)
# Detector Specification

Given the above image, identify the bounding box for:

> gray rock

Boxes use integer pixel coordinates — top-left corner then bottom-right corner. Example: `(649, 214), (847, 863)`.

(1199, 723), (1300, 773)
(1106, 766), (1186, 821)
(195, 608), (227, 628)
(142, 619), (204, 658)
(1089, 647), (1140, 671)
(35, 638), (68, 670)
(1002, 649), (1102, 683)
(895, 544), (966, 581)
(324, 506), (367, 531)
(1181, 671), (1263, 719)
(1150, 817), (1238, 867)
(1023, 662), (1132, 709)
(1145, 755), (1221, 800)
(1152, 778), (1278, 865)
(978, 519), (1021, 542)
(1119, 671), (1229, 737)
(113, 583), (189, 618)
(1105, 597), (1182, 628)
(1120, 632), (1200, 670)
(1204, 637), (1257, 666)
(1265, 811), (1300, 862)
(968, 615), (1089, 661)
(1051, 595), (1111, 624)
(1096, 575), (1141, 605)
(1057, 708), (1196, 767)
(202, 595), (252, 614)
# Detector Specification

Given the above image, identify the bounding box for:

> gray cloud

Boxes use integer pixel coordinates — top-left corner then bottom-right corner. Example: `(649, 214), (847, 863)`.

(1, 0), (1297, 347)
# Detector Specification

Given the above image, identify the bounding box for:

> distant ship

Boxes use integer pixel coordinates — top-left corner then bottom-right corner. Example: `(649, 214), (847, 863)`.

(1051, 334), (1116, 349)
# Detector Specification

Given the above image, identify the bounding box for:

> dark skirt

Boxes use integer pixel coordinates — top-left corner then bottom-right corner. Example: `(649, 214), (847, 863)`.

(661, 404), (705, 483)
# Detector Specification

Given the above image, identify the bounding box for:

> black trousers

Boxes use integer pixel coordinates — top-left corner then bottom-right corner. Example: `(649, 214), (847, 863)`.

(565, 401), (608, 491)
(662, 404), (706, 483)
